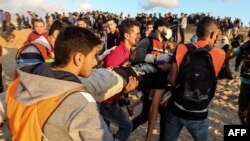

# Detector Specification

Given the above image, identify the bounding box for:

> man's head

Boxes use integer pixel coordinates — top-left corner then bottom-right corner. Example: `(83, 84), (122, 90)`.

(181, 13), (184, 17)
(196, 17), (219, 46)
(48, 20), (69, 46)
(77, 18), (89, 28)
(119, 19), (141, 48)
(33, 19), (46, 35)
(153, 19), (170, 40)
(153, 19), (169, 31)
(106, 18), (117, 33)
(48, 20), (65, 36)
(146, 20), (154, 32)
(145, 20), (154, 37)
(54, 26), (102, 77)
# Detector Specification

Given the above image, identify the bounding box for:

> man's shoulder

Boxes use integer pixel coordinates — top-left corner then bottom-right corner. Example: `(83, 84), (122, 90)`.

(78, 92), (96, 103)
(137, 37), (151, 47)
(211, 47), (226, 57)
(61, 91), (96, 106)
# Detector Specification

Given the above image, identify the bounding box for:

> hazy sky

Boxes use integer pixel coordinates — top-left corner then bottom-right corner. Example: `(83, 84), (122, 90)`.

(0, 0), (249, 26)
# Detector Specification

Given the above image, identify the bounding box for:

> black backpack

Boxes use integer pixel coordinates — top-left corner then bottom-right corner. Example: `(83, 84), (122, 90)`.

(240, 41), (250, 78)
(173, 44), (217, 111)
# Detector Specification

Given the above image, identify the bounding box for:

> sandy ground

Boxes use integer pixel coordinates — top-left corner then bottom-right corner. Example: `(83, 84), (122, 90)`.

(0, 26), (249, 141)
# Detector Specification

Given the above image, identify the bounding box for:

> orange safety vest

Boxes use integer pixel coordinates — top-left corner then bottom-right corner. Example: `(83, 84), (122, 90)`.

(16, 42), (54, 64)
(6, 79), (83, 141)
(175, 44), (225, 76)
(148, 38), (167, 56)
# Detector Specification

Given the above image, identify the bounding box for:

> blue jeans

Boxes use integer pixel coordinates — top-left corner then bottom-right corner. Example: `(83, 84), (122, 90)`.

(99, 102), (132, 141)
(162, 110), (209, 141)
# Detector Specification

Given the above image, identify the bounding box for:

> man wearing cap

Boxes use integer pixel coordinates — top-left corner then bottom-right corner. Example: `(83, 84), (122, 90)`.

(131, 19), (171, 64)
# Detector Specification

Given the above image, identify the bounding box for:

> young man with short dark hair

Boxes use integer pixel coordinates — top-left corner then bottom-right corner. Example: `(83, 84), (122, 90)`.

(6, 26), (114, 141)
(77, 17), (90, 29)
(164, 17), (225, 141)
(101, 19), (141, 141)
(24, 19), (48, 44)
(106, 18), (120, 50)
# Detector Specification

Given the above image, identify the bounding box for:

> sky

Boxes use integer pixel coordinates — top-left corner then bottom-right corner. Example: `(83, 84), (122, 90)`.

(0, 0), (249, 26)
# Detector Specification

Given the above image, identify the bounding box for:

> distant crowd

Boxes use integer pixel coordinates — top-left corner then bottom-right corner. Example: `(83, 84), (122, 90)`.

(0, 9), (245, 42)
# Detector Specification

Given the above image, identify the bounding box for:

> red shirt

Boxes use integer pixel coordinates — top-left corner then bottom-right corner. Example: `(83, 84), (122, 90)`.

(102, 42), (131, 103)
(103, 42), (131, 68)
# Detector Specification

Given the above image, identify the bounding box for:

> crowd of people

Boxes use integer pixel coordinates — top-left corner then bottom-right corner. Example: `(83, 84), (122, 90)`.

(0, 9), (250, 141)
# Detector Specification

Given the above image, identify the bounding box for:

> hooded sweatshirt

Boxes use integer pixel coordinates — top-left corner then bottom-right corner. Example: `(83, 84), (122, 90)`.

(9, 63), (114, 141)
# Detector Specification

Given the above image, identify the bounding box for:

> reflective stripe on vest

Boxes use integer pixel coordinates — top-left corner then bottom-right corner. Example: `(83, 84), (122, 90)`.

(45, 59), (54, 64)
(6, 79), (84, 141)
(16, 42), (54, 64)
(150, 39), (166, 56)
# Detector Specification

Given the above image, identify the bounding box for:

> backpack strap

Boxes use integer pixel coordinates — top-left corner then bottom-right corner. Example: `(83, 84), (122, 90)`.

(7, 79), (86, 141)
(38, 87), (86, 128)
(185, 43), (212, 52)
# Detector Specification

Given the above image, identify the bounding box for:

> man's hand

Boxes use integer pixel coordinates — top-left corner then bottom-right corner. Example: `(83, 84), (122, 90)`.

(124, 76), (138, 94)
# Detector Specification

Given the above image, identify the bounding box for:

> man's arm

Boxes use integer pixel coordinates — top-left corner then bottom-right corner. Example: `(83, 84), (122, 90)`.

(78, 68), (126, 102)
(167, 46), (179, 87)
(130, 38), (151, 64)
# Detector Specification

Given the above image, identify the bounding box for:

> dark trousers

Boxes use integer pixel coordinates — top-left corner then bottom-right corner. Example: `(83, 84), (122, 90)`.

(99, 102), (133, 141)
(179, 28), (185, 43)
(172, 28), (178, 42)
(132, 92), (151, 131)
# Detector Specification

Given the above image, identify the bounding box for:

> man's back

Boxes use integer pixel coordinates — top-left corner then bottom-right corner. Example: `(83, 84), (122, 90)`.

(169, 41), (225, 120)
(6, 63), (113, 141)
